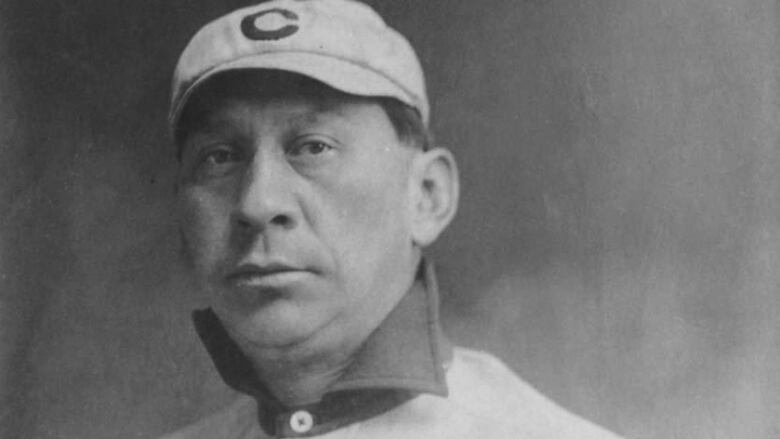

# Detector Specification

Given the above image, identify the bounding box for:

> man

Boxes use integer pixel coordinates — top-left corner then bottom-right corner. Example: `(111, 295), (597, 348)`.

(163, 0), (621, 437)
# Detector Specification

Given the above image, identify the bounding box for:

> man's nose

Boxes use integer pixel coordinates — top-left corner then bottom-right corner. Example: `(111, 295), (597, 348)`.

(231, 152), (298, 232)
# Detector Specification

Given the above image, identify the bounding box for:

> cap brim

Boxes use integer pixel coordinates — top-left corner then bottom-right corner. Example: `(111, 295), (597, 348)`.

(169, 51), (425, 131)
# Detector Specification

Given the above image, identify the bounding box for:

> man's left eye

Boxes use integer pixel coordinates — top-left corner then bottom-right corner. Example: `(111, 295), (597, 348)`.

(288, 141), (334, 157)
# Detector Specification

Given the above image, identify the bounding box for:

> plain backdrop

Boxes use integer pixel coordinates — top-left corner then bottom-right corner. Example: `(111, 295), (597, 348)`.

(2, 0), (779, 438)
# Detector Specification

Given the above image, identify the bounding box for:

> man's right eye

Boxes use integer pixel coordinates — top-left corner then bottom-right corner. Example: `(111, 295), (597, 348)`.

(191, 145), (243, 178)
(203, 148), (239, 165)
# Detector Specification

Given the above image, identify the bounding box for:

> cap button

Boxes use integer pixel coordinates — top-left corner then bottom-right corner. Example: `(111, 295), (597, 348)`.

(289, 410), (314, 434)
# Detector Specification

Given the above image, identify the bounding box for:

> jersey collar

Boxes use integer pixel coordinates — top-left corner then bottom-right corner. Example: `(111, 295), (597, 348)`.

(192, 259), (452, 437)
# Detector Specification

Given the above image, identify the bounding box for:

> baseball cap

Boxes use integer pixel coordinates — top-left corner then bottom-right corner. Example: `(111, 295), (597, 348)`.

(169, 0), (429, 132)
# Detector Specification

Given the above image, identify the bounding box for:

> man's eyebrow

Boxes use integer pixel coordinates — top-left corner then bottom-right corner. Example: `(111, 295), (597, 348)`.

(183, 98), (359, 142)
(193, 117), (238, 134)
(179, 119), (240, 156)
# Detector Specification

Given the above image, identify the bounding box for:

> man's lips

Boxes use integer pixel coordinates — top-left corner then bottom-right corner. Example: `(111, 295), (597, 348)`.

(224, 262), (311, 288)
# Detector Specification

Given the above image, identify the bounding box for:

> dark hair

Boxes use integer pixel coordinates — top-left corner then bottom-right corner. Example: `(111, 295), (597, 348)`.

(174, 69), (432, 158)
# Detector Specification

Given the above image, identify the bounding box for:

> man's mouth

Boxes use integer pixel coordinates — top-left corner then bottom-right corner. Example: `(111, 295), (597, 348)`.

(225, 262), (310, 288)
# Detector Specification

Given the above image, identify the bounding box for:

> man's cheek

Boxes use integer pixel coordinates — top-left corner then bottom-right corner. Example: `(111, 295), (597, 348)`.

(179, 195), (230, 269)
(333, 189), (403, 258)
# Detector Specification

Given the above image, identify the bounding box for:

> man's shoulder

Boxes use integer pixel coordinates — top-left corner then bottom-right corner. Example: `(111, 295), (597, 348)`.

(436, 346), (622, 439)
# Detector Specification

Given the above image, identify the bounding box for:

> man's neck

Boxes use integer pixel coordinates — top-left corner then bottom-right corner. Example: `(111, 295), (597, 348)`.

(227, 265), (420, 406)
(192, 256), (452, 436)
(232, 328), (360, 406)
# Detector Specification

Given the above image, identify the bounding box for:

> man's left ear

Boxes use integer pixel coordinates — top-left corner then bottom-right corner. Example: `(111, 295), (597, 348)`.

(408, 147), (460, 247)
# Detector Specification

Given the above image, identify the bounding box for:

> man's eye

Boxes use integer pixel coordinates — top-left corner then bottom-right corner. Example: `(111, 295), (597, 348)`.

(203, 148), (239, 165)
(288, 141), (334, 157)
(189, 146), (243, 178)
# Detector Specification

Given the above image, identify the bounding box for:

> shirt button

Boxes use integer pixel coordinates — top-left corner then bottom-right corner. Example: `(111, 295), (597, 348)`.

(289, 410), (314, 434)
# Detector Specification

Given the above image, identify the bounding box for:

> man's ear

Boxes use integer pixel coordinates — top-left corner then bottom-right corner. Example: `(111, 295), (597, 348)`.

(408, 147), (459, 247)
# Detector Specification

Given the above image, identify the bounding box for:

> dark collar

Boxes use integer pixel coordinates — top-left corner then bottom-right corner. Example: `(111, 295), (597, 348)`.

(193, 260), (452, 437)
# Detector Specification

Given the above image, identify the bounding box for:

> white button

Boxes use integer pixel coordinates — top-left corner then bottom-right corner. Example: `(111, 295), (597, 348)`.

(289, 410), (314, 434)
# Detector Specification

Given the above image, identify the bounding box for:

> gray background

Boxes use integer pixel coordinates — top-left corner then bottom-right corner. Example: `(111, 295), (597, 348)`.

(2, 0), (779, 437)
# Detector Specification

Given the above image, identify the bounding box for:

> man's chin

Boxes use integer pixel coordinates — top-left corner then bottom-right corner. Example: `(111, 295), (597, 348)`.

(219, 304), (331, 350)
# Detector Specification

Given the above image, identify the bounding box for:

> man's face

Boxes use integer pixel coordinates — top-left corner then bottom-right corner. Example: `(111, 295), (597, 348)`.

(176, 83), (420, 350)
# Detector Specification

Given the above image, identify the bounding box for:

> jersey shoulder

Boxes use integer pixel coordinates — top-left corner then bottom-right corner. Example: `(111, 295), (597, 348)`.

(442, 347), (623, 439)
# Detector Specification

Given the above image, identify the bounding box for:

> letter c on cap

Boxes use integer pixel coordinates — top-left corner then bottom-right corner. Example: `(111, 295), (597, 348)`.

(241, 8), (299, 41)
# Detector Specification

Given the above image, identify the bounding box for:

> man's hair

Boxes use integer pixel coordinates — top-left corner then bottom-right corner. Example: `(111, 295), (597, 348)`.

(174, 70), (432, 159)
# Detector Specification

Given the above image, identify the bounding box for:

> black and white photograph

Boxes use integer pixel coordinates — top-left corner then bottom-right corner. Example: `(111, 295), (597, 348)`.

(1, 1), (778, 438)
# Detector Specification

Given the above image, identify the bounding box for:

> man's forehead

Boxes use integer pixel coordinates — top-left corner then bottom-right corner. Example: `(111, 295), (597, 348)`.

(191, 70), (372, 108)
(178, 70), (380, 134)
(197, 93), (383, 131)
